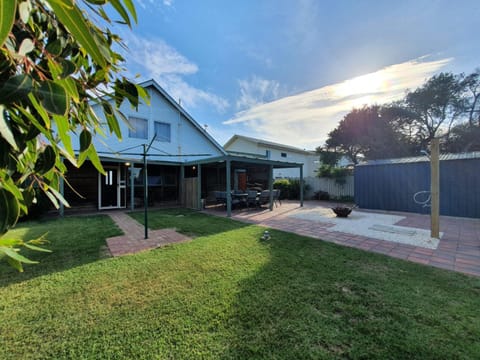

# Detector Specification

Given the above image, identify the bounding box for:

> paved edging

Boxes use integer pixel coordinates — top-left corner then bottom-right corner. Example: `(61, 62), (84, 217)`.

(106, 212), (191, 256)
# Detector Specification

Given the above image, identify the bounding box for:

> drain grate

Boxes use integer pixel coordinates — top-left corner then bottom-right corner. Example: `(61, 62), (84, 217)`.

(369, 224), (417, 236)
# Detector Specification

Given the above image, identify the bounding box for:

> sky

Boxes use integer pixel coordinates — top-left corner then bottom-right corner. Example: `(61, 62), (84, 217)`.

(112, 0), (479, 150)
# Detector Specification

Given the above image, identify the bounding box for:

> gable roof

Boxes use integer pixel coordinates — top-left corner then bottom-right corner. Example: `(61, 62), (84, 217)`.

(139, 79), (227, 156)
(224, 134), (314, 155)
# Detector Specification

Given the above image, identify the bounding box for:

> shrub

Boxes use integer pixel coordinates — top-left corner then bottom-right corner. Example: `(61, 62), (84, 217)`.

(273, 179), (310, 200)
(314, 191), (330, 200)
(316, 165), (352, 185)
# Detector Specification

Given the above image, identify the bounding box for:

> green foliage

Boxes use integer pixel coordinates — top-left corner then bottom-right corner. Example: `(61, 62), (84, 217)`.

(1, 210), (480, 358)
(0, 233), (50, 272)
(0, 0), (144, 269)
(273, 178), (310, 199)
(316, 147), (342, 166)
(317, 164), (351, 185)
(403, 72), (466, 147)
(324, 70), (480, 161)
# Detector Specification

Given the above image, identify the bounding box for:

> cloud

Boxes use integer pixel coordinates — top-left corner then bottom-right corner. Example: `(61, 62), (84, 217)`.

(236, 76), (282, 110)
(224, 57), (452, 149)
(123, 34), (228, 112)
(136, 0), (173, 9)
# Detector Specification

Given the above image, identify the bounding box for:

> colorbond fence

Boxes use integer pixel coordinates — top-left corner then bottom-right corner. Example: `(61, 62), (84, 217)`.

(354, 154), (480, 218)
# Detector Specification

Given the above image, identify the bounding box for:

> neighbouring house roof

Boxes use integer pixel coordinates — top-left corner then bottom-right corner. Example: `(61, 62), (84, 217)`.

(224, 134), (315, 155)
(138, 79), (227, 157)
(184, 154), (303, 169)
(357, 151), (480, 166)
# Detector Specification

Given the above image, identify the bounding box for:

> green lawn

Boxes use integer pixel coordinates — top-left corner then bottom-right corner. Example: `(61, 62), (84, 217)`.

(1, 209), (479, 359)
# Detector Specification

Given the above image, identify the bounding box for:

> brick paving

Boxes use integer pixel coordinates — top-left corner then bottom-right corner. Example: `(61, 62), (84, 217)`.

(106, 211), (191, 256)
(204, 201), (480, 277)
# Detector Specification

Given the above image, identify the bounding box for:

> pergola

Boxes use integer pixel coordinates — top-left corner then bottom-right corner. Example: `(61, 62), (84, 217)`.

(183, 153), (304, 217)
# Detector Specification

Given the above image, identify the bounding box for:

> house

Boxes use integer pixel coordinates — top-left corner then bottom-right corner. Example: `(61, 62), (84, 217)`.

(65, 79), (226, 210)
(223, 135), (319, 179)
(64, 80), (303, 216)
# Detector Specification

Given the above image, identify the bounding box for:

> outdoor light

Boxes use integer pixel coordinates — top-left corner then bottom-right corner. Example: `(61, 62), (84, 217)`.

(192, 166), (196, 170)
(125, 162), (131, 166)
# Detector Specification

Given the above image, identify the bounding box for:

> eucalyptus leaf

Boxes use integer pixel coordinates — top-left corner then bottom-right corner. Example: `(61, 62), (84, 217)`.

(53, 114), (75, 161)
(18, 0), (32, 23)
(18, 38), (34, 56)
(0, 74), (33, 104)
(6, 256), (23, 272)
(34, 145), (56, 174)
(45, 39), (63, 56)
(0, 105), (18, 150)
(0, 246), (38, 264)
(46, 0), (109, 67)
(0, 0), (16, 46)
(79, 129), (92, 152)
(38, 81), (69, 115)
(87, 145), (105, 175)
(24, 243), (52, 253)
(0, 188), (20, 235)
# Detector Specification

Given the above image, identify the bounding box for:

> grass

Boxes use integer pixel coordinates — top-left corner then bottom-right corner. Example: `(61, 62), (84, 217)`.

(0, 209), (479, 359)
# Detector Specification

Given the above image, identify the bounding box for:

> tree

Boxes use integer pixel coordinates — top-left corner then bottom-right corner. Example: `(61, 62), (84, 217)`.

(315, 146), (342, 166)
(402, 72), (466, 147)
(462, 69), (480, 127)
(325, 105), (409, 163)
(444, 123), (480, 152)
(0, 0), (146, 271)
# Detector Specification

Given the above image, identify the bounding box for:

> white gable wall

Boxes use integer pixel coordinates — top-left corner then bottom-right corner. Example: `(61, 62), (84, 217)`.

(73, 85), (224, 163)
(224, 137), (319, 178)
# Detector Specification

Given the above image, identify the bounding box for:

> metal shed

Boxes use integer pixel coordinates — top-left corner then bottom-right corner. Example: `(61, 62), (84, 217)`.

(354, 152), (480, 218)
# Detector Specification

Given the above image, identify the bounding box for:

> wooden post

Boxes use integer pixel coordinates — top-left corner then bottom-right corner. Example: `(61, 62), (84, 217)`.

(430, 138), (440, 239)
(300, 165), (304, 207)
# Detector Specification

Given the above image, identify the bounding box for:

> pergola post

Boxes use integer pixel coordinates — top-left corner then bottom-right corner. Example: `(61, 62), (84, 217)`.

(130, 162), (135, 211)
(179, 165), (185, 206)
(197, 163), (202, 210)
(226, 159), (232, 217)
(143, 144), (148, 239)
(268, 164), (274, 211)
(300, 165), (304, 207)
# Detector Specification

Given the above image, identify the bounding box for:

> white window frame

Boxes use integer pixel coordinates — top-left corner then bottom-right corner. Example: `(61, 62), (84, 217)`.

(128, 116), (148, 139)
(154, 121), (171, 142)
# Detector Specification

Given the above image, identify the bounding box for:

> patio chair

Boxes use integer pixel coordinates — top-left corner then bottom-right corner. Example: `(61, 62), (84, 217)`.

(246, 190), (259, 208)
(214, 191), (227, 207)
(258, 190), (271, 207)
(273, 189), (281, 207)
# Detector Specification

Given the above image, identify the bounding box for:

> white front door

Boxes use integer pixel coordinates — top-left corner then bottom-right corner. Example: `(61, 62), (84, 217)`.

(99, 166), (126, 209)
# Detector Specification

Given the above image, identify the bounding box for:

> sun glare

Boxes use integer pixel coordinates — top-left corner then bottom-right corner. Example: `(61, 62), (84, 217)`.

(333, 72), (388, 99)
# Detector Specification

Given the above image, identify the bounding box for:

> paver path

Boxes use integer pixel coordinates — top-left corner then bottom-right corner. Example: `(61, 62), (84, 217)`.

(205, 201), (480, 277)
(106, 211), (191, 256)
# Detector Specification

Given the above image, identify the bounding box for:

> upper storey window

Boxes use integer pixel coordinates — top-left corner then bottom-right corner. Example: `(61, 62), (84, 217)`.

(154, 121), (171, 142)
(128, 117), (148, 139)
